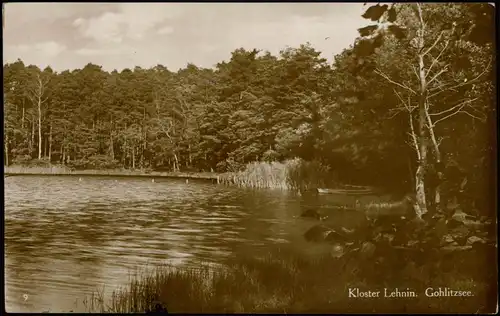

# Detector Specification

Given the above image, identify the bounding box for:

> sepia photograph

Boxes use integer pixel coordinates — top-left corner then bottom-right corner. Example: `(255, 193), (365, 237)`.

(3, 2), (497, 314)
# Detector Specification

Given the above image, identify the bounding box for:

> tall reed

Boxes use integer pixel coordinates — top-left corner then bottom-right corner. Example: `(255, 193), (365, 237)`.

(219, 161), (290, 189)
(219, 158), (335, 191)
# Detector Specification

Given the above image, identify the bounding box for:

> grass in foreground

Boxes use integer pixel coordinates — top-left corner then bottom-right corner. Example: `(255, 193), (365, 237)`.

(80, 248), (496, 314)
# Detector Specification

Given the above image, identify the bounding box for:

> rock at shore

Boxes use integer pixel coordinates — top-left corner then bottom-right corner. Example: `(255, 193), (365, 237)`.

(359, 241), (376, 259)
(300, 208), (328, 221)
(304, 224), (354, 244)
(304, 225), (333, 242)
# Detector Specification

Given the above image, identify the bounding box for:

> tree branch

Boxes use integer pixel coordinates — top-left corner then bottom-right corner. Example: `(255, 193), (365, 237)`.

(393, 89), (407, 107)
(412, 65), (420, 81)
(416, 3), (425, 32)
(422, 30), (444, 57)
(428, 98), (478, 117)
(428, 80), (458, 94)
(388, 107), (407, 118)
(427, 67), (448, 86)
(428, 57), (492, 99)
(461, 110), (486, 122)
(392, 86), (421, 159)
(393, 89), (419, 116)
(375, 69), (417, 94)
(431, 98), (485, 125)
(426, 28), (453, 77)
(156, 117), (174, 141)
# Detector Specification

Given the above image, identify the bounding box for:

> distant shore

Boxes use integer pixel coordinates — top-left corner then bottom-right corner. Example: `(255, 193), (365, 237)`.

(4, 165), (222, 181)
(4, 164), (376, 193)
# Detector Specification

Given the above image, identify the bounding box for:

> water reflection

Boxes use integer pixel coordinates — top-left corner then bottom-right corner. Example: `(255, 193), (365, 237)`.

(5, 175), (366, 312)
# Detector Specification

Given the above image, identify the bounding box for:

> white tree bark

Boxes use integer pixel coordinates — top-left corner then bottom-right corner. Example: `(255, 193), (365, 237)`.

(27, 73), (49, 160)
(376, 3), (491, 219)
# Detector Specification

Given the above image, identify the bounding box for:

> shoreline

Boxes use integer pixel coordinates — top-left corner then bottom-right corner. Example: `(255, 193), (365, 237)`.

(4, 166), (222, 181)
(4, 165), (377, 192)
(4, 165), (383, 193)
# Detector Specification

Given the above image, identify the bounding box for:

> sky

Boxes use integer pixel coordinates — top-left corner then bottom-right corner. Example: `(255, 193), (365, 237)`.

(3, 2), (370, 72)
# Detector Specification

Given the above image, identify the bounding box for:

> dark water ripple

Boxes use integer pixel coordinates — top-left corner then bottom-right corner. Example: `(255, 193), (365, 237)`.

(4, 175), (367, 312)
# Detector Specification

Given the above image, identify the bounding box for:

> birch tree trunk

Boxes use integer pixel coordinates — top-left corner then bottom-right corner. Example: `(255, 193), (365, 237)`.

(415, 52), (429, 218)
(21, 101), (25, 129)
(26, 73), (49, 160)
(30, 117), (35, 156)
(173, 152), (179, 172)
(132, 145), (136, 169)
(188, 144), (192, 166)
(426, 110), (443, 211)
(409, 5), (430, 219)
(61, 144), (65, 164)
(109, 133), (115, 160)
(48, 122), (53, 162)
(109, 117), (115, 160)
(37, 83), (43, 160)
(5, 133), (9, 166)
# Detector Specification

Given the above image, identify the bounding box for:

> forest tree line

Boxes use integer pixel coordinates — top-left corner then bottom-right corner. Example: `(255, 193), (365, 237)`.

(3, 3), (495, 206)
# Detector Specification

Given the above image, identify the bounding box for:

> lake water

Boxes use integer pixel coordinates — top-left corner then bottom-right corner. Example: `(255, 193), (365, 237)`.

(4, 175), (369, 313)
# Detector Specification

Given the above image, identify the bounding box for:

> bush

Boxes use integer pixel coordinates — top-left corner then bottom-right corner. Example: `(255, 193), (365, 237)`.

(67, 156), (121, 170)
(286, 158), (336, 191)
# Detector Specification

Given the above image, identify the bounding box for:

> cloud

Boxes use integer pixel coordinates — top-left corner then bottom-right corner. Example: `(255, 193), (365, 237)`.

(157, 25), (174, 35)
(214, 10), (366, 64)
(4, 3), (369, 72)
(121, 5), (176, 40)
(72, 17), (85, 27)
(73, 13), (125, 43)
(4, 3), (117, 26)
(75, 47), (126, 56)
(10, 41), (67, 57)
(10, 44), (30, 53)
(36, 41), (67, 57)
(73, 4), (184, 43)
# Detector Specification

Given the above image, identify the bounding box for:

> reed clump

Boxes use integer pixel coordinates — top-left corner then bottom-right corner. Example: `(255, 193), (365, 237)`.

(219, 158), (334, 191)
(219, 161), (290, 189)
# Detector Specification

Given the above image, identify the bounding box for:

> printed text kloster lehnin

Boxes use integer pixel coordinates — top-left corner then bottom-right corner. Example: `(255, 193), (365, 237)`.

(348, 287), (474, 298)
